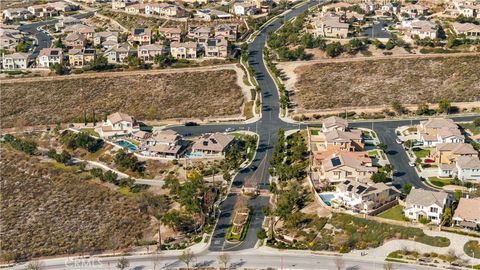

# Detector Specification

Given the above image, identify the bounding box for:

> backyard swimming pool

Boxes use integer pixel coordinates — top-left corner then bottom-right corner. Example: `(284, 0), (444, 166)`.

(319, 193), (335, 206)
(115, 140), (137, 151)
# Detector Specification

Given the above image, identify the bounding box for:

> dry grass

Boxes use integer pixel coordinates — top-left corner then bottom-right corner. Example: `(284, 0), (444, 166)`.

(0, 70), (244, 128)
(0, 146), (150, 260)
(292, 55), (480, 111)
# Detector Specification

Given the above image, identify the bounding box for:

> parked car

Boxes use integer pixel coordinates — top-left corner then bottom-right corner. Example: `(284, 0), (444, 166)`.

(396, 138), (403, 144)
(408, 161), (415, 167)
(185, 122), (199, 126)
(225, 127), (235, 132)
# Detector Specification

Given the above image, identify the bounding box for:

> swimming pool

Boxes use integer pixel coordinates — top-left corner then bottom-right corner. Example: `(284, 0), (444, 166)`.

(186, 152), (205, 158)
(319, 193), (335, 206)
(115, 140), (137, 151)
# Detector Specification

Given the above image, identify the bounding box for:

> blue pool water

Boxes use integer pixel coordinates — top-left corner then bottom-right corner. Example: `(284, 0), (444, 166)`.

(116, 140), (137, 151)
(319, 193), (335, 206)
(186, 152), (205, 158)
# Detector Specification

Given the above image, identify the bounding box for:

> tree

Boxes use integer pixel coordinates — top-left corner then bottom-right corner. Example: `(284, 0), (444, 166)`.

(453, 189), (462, 201)
(371, 172), (388, 183)
(256, 229), (267, 240)
(416, 103), (430, 115)
(384, 164), (394, 176)
(403, 183), (412, 195)
(334, 257), (345, 270)
(116, 257), (129, 270)
(217, 253), (230, 269)
(442, 207), (453, 226)
(391, 100), (404, 115)
(50, 63), (68, 75)
(383, 262), (395, 270)
(437, 100), (451, 114)
(325, 42), (343, 57)
(178, 249), (195, 270)
(377, 143), (388, 152)
(53, 37), (64, 49)
(473, 118), (480, 127)
(89, 55), (109, 71)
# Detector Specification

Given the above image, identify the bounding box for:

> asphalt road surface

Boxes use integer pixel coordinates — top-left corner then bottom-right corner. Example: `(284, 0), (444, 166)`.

(8, 250), (441, 270)
(167, 0), (480, 252)
(19, 12), (94, 59)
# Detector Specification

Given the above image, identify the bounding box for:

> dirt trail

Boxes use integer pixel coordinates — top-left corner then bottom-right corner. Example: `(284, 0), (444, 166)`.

(1, 64), (240, 84)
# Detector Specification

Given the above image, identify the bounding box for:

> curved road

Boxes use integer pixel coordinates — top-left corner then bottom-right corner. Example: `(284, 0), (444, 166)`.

(168, 0), (480, 252)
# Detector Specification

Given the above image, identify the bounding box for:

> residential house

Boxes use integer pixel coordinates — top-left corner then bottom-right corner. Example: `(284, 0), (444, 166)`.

(55, 16), (81, 31)
(170, 41), (197, 59)
(196, 9), (234, 21)
(334, 180), (400, 214)
(96, 112), (140, 138)
(418, 118), (464, 146)
(140, 130), (184, 158)
(452, 22), (480, 39)
(233, 2), (258, 16)
(2, 8), (31, 21)
(321, 2), (353, 13)
(68, 48), (95, 68)
(128, 28), (152, 45)
(0, 29), (24, 52)
(28, 4), (58, 17)
(145, 3), (185, 17)
(431, 143), (477, 164)
(318, 129), (364, 152)
(49, 2), (78, 13)
(125, 3), (146, 14)
(407, 20), (438, 40)
(0, 52), (30, 70)
(317, 151), (377, 183)
(65, 24), (95, 40)
(158, 27), (182, 42)
(36, 48), (63, 68)
(64, 33), (87, 49)
(401, 4), (428, 17)
(322, 116), (348, 132)
(191, 132), (234, 155)
(112, 0), (138, 10)
(453, 198), (480, 230)
(93, 31), (119, 47)
(188, 26), (211, 39)
(138, 44), (164, 61)
(104, 43), (134, 63)
(314, 12), (350, 38)
(403, 189), (451, 224)
(215, 24), (238, 41)
(437, 156), (480, 181)
(203, 38), (228, 58)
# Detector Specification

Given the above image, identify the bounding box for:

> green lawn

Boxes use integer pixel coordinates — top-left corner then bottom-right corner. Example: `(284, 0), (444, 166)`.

(412, 148), (430, 159)
(428, 177), (454, 188)
(460, 122), (480, 135)
(367, 150), (379, 157)
(377, 205), (405, 221)
(310, 130), (320, 135)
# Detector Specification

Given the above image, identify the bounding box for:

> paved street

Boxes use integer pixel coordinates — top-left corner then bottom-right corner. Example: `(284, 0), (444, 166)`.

(19, 12), (94, 59)
(8, 249), (440, 270)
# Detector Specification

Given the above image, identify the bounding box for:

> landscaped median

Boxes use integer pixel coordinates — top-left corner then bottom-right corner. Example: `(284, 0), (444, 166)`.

(226, 207), (252, 242)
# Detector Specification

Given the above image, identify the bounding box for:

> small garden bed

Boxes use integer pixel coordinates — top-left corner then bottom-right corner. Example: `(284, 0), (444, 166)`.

(465, 240), (480, 259)
(428, 177), (454, 188)
(226, 208), (251, 242)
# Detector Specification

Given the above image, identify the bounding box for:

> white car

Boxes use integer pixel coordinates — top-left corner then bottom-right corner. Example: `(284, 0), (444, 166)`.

(225, 128), (235, 132)
(408, 162), (415, 167)
(396, 138), (403, 144)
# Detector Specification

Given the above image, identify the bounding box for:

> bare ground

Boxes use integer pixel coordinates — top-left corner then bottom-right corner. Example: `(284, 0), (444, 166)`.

(0, 66), (248, 128)
(280, 54), (480, 113)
